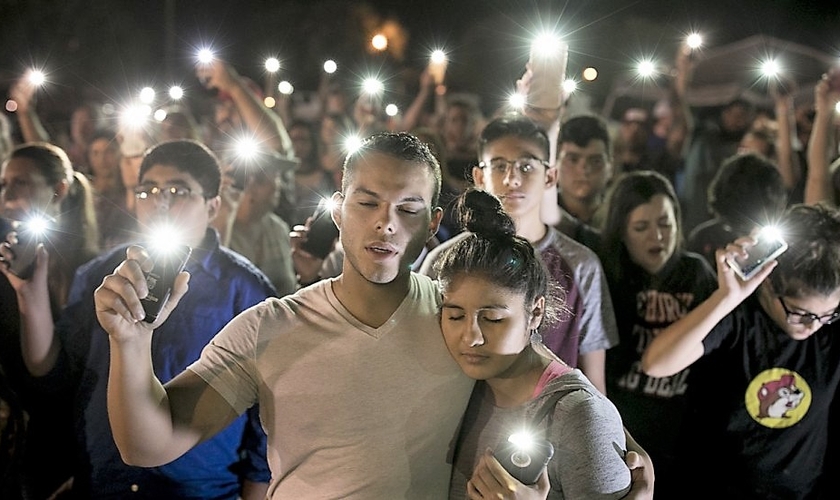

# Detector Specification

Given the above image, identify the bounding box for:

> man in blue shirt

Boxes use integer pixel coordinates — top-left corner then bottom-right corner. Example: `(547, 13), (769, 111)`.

(2, 140), (274, 499)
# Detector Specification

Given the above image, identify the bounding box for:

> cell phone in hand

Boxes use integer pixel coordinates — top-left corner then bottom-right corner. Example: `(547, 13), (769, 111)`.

(494, 433), (554, 485)
(141, 245), (192, 323)
(3, 216), (53, 280)
(727, 227), (788, 281)
(527, 37), (568, 110)
(300, 202), (338, 260)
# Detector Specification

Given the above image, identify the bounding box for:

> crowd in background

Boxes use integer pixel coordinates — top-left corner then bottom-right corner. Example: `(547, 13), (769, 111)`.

(1, 23), (840, 500)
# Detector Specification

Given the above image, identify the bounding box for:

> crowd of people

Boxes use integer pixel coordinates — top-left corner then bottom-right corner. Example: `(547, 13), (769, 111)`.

(0, 27), (839, 500)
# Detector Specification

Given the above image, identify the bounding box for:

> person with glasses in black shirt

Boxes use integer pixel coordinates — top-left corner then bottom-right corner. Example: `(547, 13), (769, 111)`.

(642, 203), (840, 499)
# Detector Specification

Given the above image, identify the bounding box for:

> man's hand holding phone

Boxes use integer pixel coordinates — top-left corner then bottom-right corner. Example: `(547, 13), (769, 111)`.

(95, 245), (191, 342)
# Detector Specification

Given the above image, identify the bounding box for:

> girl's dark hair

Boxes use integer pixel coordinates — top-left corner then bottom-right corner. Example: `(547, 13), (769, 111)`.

(433, 189), (564, 328)
(771, 203), (840, 298)
(599, 171), (681, 282)
(8, 143), (100, 303)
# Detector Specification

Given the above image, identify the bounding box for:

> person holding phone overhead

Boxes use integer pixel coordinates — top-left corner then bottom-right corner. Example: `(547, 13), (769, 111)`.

(436, 188), (631, 499)
(642, 203), (840, 499)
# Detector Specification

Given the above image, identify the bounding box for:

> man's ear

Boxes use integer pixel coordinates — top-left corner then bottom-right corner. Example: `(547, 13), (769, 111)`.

(205, 195), (222, 221)
(544, 165), (558, 188)
(428, 206), (443, 241)
(330, 191), (344, 229)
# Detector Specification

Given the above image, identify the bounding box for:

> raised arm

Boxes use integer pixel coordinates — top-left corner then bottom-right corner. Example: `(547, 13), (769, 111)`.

(96, 246), (238, 466)
(0, 245), (61, 376)
(199, 59), (293, 156)
(805, 77), (840, 205)
(641, 240), (775, 377)
(9, 76), (51, 144)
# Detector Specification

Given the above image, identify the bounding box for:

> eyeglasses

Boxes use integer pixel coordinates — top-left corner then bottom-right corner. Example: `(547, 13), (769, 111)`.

(134, 185), (203, 203)
(778, 296), (840, 326)
(478, 157), (548, 176)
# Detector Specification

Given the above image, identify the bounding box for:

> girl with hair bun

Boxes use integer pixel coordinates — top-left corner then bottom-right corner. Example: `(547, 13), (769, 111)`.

(436, 188), (631, 499)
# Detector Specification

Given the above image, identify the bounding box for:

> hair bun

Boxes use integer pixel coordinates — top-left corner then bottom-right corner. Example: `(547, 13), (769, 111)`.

(455, 189), (516, 239)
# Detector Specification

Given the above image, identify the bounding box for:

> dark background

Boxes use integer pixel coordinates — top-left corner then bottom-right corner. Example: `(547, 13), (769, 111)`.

(2, 0), (838, 122)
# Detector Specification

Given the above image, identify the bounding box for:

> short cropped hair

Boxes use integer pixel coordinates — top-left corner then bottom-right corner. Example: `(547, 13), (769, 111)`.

(342, 132), (442, 207)
(559, 115), (611, 155)
(139, 140), (221, 198)
(478, 114), (549, 160)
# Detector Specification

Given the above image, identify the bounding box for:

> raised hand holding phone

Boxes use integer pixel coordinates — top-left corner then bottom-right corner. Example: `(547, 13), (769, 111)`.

(527, 34), (568, 110)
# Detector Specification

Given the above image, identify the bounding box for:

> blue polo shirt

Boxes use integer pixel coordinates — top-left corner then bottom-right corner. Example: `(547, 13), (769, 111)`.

(42, 229), (274, 499)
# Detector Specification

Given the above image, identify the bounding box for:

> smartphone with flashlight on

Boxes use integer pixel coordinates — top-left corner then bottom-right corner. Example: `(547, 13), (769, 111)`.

(300, 201), (339, 260)
(527, 36), (568, 110)
(726, 226), (788, 281)
(3, 216), (53, 280)
(141, 244), (192, 323)
(494, 432), (555, 485)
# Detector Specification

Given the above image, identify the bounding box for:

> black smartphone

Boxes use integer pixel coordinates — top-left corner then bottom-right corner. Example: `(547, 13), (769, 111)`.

(494, 435), (554, 485)
(4, 217), (52, 280)
(300, 203), (338, 260)
(141, 245), (192, 323)
(727, 228), (788, 281)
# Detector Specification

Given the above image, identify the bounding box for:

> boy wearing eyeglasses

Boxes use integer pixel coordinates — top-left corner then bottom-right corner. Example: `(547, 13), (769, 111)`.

(642, 203), (840, 499)
(420, 114), (618, 395)
(2, 140), (275, 499)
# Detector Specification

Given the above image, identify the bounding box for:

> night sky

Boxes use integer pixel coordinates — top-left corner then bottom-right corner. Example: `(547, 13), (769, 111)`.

(2, 0), (839, 119)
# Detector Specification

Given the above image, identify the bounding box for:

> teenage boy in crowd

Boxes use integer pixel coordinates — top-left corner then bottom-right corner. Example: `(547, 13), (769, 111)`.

(2, 140), (274, 498)
(420, 115), (618, 394)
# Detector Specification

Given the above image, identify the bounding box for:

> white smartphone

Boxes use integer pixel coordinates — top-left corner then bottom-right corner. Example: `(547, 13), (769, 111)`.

(527, 38), (568, 110)
(727, 228), (788, 281)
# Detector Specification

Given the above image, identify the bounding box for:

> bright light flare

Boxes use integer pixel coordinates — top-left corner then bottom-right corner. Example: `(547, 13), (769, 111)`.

(6, 100), (18, 113)
(385, 103), (399, 117)
(371, 33), (388, 51)
(637, 60), (656, 78)
(323, 60), (337, 74)
(320, 196), (338, 213)
(153, 109), (167, 122)
(362, 77), (384, 95)
(761, 59), (781, 77)
(147, 223), (184, 255)
(139, 87), (156, 104)
(508, 92), (526, 110)
(686, 33), (703, 50)
(562, 79), (578, 94)
(278, 81), (294, 95)
(430, 50), (447, 64)
(121, 105), (151, 129)
(835, 101), (840, 114)
(343, 135), (364, 155)
(234, 136), (260, 160)
(168, 86), (184, 100)
(507, 431), (535, 452)
(197, 48), (214, 64)
(265, 57), (280, 73)
(22, 214), (50, 237)
(264, 96), (276, 108)
(758, 225), (784, 243)
(531, 32), (563, 57)
(28, 70), (46, 86)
